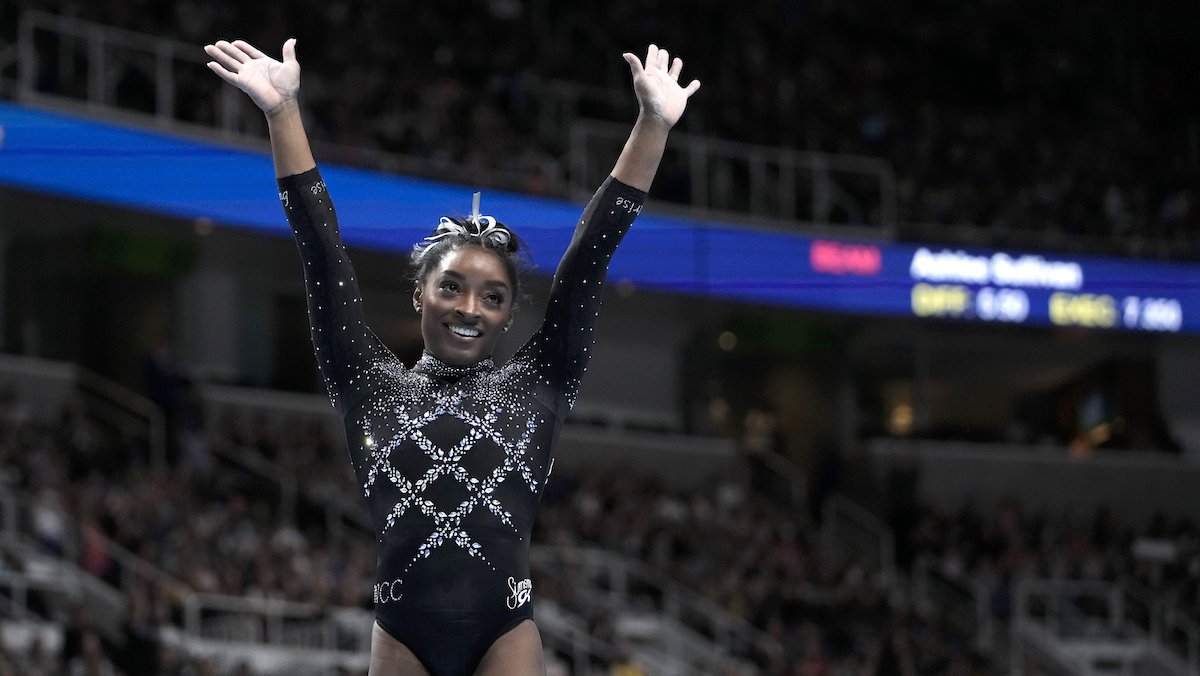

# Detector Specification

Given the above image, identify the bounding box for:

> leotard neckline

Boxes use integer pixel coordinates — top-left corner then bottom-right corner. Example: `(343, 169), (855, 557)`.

(412, 350), (496, 381)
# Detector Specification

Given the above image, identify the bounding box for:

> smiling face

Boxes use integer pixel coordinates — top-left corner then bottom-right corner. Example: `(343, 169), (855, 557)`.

(413, 245), (515, 367)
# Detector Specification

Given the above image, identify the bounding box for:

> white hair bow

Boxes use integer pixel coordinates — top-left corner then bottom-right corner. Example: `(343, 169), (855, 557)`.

(423, 192), (511, 249)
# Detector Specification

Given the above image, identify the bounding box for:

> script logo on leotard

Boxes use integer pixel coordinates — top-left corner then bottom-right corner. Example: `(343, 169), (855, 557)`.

(506, 577), (532, 610)
(614, 196), (642, 215)
(279, 190), (289, 207)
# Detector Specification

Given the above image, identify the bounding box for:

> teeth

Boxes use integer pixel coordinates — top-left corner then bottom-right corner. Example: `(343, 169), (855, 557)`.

(449, 325), (480, 337)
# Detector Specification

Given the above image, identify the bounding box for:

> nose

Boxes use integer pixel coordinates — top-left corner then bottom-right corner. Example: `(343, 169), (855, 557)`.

(456, 295), (481, 320)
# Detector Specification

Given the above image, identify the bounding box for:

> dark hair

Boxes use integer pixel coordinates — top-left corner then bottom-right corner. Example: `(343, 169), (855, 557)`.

(410, 215), (532, 307)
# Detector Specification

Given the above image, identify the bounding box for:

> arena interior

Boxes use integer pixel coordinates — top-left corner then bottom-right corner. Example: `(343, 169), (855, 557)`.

(0, 1), (1199, 675)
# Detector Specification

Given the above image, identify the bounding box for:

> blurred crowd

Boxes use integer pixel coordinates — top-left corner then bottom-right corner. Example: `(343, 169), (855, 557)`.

(3, 398), (373, 606)
(537, 465), (1200, 673)
(902, 496), (1200, 626)
(3, 384), (1197, 675)
(534, 468), (962, 675)
(0, 391), (372, 675)
(2, 0), (1198, 256)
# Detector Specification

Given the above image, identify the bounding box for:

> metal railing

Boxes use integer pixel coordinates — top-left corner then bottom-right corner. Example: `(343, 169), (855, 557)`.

(76, 367), (167, 470)
(821, 492), (896, 584)
(183, 593), (370, 652)
(11, 11), (1197, 262)
(209, 439), (371, 540)
(522, 75), (635, 151)
(0, 535), (125, 640)
(210, 441), (299, 523)
(911, 555), (996, 652)
(0, 562), (89, 623)
(3, 491), (185, 608)
(198, 383), (371, 538)
(535, 599), (618, 676)
(570, 119), (898, 232)
(17, 10), (205, 124)
(743, 445), (807, 508)
(0, 353), (166, 469)
(13, 10), (901, 239)
(10, 10), (562, 194)
(198, 383), (341, 438)
(531, 545), (781, 672)
(0, 487), (16, 538)
(1012, 577), (1200, 676)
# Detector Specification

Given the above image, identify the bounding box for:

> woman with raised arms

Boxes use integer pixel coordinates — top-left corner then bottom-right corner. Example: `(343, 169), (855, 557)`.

(204, 36), (698, 676)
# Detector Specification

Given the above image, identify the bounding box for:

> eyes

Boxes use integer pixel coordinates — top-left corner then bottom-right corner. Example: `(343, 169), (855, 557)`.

(437, 279), (507, 306)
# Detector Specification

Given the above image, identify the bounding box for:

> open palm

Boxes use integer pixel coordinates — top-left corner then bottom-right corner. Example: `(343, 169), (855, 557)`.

(624, 44), (701, 128)
(204, 39), (300, 115)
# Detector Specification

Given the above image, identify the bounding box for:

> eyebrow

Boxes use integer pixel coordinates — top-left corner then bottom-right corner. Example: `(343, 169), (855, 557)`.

(440, 269), (510, 290)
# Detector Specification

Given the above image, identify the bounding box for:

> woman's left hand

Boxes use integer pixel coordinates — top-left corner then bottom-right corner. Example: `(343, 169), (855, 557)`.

(623, 44), (701, 129)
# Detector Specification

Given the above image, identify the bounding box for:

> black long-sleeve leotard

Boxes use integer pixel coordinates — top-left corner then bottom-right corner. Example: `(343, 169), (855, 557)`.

(277, 168), (645, 676)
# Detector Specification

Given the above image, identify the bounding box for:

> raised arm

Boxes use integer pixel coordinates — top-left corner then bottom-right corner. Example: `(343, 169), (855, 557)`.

(526, 46), (699, 415)
(205, 39), (385, 415)
(611, 44), (701, 191)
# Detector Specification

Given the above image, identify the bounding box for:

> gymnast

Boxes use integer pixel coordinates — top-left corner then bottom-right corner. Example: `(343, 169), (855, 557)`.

(204, 36), (698, 675)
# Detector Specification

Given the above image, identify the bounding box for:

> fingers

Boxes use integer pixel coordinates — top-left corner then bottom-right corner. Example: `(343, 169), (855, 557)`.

(232, 39), (266, 60)
(281, 37), (297, 64)
(204, 43), (243, 74)
(215, 39), (251, 64)
(623, 51), (644, 77)
(669, 57), (683, 81)
(205, 61), (239, 86)
(644, 44), (670, 73)
(641, 44), (682, 75)
(682, 79), (701, 97)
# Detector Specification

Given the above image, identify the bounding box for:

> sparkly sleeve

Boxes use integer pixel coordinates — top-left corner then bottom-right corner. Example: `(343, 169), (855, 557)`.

(278, 168), (390, 416)
(524, 176), (646, 416)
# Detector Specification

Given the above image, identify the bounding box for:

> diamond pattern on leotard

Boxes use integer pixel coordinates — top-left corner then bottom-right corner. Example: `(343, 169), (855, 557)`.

(360, 356), (542, 579)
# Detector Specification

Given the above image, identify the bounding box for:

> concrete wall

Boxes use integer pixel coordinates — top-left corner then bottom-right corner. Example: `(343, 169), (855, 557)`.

(554, 427), (738, 490)
(868, 438), (1200, 525)
(1158, 335), (1200, 461)
(0, 353), (78, 421)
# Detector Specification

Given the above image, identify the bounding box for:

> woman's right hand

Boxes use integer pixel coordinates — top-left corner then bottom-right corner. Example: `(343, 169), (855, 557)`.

(204, 38), (300, 116)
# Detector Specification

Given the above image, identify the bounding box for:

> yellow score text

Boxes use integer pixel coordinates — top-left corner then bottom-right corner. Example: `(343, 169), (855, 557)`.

(1049, 292), (1116, 328)
(912, 284), (970, 317)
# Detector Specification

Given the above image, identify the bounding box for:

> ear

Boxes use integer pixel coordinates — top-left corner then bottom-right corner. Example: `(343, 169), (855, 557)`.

(503, 310), (515, 333)
(412, 285), (423, 313)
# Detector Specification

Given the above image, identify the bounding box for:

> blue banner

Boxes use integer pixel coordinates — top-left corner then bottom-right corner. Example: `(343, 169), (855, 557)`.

(1, 101), (1197, 333)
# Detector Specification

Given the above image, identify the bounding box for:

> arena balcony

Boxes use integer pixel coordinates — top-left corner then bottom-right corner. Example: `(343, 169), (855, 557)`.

(1, 11), (1191, 263)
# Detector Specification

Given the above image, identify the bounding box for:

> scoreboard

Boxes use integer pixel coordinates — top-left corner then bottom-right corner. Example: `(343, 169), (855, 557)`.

(907, 249), (1183, 331)
(645, 228), (1200, 334)
(685, 235), (1198, 333)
